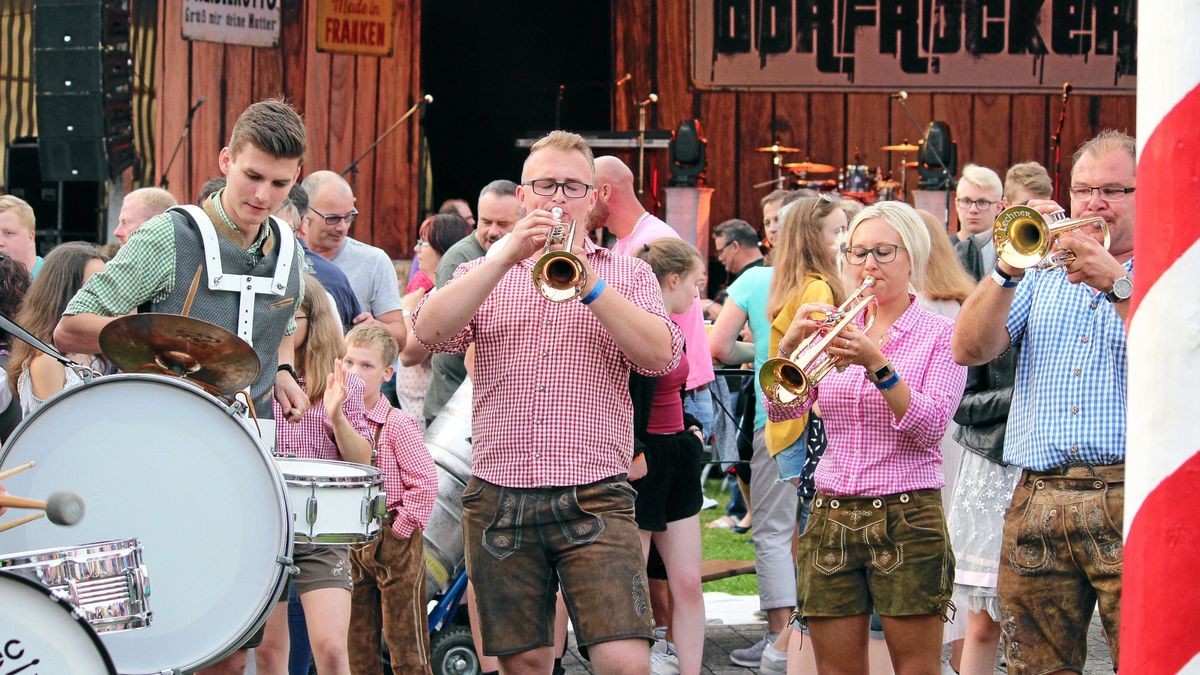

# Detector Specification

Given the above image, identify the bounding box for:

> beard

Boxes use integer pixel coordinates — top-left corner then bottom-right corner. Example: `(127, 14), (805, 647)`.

(585, 200), (609, 232)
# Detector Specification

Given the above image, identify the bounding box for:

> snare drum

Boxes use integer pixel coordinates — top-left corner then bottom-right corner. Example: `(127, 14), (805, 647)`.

(0, 538), (151, 633)
(277, 458), (386, 545)
(841, 164), (878, 193)
(0, 570), (116, 674)
(0, 374), (292, 674)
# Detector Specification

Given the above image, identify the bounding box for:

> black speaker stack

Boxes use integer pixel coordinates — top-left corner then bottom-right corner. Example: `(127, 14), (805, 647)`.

(33, 0), (135, 182)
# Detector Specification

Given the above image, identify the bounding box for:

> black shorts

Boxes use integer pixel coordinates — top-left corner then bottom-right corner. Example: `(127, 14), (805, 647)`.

(630, 430), (704, 532)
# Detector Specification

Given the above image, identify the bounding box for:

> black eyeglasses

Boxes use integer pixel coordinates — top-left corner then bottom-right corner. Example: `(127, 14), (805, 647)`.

(1069, 185), (1136, 202)
(842, 243), (905, 265)
(955, 197), (999, 210)
(309, 206), (359, 226)
(523, 179), (592, 199)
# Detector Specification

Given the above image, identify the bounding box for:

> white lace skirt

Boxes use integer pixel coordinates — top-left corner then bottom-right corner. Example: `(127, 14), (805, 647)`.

(946, 449), (1022, 592)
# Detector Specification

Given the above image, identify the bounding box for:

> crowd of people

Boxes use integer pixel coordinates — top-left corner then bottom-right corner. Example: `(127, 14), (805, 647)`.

(0, 95), (1133, 675)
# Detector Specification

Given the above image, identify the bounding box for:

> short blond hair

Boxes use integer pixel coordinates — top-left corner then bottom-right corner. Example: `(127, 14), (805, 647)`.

(846, 201), (932, 289)
(344, 323), (398, 367)
(1004, 162), (1053, 202)
(523, 131), (595, 181)
(957, 164), (1003, 201)
(0, 195), (35, 233)
(126, 187), (177, 215)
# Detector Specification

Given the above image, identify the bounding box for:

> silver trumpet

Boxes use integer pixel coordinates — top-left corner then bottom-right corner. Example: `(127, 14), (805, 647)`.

(531, 206), (587, 302)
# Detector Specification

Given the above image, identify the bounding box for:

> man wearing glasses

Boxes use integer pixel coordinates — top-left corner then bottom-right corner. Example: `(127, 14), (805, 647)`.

(951, 130), (1135, 674)
(952, 164), (1007, 279)
(413, 131), (683, 674)
(301, 170), (406, 343)
(712, 219), (764, 282)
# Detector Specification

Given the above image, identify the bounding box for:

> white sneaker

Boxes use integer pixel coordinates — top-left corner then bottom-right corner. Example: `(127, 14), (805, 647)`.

(701, 496), (719, 510)
(650, 640), (680, 675)
(759, 642), (788, 675)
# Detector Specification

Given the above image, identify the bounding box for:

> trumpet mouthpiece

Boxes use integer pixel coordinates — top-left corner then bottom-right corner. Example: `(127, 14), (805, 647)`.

(862, 275), (876, 287)
(551, 207), (564, 221)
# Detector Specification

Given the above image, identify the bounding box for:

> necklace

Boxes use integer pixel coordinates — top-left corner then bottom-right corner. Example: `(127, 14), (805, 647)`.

(616, 211), (651, 254)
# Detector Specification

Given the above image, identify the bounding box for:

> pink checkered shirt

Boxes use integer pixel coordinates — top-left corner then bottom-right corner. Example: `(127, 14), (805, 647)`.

(765, 298), (966, 497)
(413, 238), (684, 488)
(273, 373), (371, 461)
(364, 396), (437, 538)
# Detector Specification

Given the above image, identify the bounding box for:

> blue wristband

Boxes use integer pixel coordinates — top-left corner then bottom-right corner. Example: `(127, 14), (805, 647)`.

(874, 372), (901, 391)
(580, 278), (607, 305)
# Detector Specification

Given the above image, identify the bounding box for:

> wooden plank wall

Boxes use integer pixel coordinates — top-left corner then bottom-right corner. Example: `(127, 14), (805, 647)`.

(155, 0), (421, 257)
(612, 0), (1137, 235)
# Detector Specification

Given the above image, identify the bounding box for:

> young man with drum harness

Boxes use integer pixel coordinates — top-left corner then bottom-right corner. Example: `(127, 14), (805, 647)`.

(54, 98), (310, 674)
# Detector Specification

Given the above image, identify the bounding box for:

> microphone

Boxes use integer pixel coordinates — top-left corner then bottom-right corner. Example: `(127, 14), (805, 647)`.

(615, 73), (632, 87)
(1062, 82), (1072, 96)
(638, 93), (659, 107)
(892, 91), (908, 101)
(187, 96), (206, 117)
(422, 94), (433, 104)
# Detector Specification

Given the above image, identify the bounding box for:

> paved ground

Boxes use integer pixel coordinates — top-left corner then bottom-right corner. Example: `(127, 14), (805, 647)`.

(558, 613), (1114, 674)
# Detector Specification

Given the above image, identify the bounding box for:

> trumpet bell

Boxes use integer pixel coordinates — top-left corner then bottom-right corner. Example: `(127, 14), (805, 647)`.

(759, 357), (813, 406)
(532, 251), (586, 302)
(994, 205), (1110, 270)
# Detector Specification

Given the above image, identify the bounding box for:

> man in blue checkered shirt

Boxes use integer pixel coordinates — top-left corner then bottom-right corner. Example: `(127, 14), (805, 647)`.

(951, 130), (1135, 675)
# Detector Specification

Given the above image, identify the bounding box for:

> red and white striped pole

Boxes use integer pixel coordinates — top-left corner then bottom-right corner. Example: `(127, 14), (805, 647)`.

(1124, 2), (1200, 672)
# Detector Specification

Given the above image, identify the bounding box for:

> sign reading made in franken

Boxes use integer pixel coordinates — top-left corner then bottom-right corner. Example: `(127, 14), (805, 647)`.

(182, 0), (280, 48)
(316, 0), (394, 56)
(694, 0), (1137, 94)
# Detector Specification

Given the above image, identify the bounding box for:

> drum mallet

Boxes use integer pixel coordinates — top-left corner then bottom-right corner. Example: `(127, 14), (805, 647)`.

(0, 460), (36, 482)
(0, 490), (86, 529)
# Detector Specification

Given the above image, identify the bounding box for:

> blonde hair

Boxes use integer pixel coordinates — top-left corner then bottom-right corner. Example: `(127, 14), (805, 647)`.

(846, 201), (931, 289)
(916, 210), (975, 303)
(345, 323), (399, 368)
(523, 131), (595, 180)
(957, 164), (1003, 201)
(125, 187), (177, 214)
(768, 196), (846, 321)
(1004, 161), (1053, 203)
(635, 239), (702, 283)
(296, 274), (344, 403)
(0, 195), (35, 233)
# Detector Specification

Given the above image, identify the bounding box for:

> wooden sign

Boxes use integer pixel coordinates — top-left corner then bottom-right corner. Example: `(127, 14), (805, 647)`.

(181, 0), (280, 48)
(316, 0), (395, 57)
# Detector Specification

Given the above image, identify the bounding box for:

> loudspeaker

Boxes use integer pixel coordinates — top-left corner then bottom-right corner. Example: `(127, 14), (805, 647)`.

(5, 137), (105, 247)
(33, 0), (134, 182)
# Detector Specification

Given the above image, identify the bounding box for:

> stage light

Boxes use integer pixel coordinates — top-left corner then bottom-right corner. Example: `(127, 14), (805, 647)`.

(668, 119), (707, 187)
(917, 121), (957, 190)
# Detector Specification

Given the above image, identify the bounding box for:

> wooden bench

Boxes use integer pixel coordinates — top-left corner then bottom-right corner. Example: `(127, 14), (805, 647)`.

(700, 559), (756, 583)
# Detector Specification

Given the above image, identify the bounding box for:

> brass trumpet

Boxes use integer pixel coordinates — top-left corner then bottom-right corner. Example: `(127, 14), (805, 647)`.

(532, 207), (588, 302)
(759, 276), (878, 407)
(993, 205), (1109, 270)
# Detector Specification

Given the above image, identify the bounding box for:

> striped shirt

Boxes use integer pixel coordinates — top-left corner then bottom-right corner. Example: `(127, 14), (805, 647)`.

(413, 238), (684, 488)
(765, 298), (966, 496)
(1002, 260), (1134, 470)
(272, 373), (371, 461)
(364, 397), (437, 538)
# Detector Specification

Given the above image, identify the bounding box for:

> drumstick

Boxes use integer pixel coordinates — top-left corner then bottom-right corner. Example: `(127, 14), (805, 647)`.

(0, 460), (36, 482)
(181, 265), (204, 317)
(0, 511), (44, 533)
(0, 494), (45, 509)
(0, 491), (85, 525)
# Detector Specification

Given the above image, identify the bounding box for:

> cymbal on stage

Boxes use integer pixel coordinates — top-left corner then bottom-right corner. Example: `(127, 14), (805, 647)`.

(903, 160), (919, 169)
(784, 161), (836, 174)
(881, 143), (920, 153)
(99, 314), (261, 395)
(757, 143), (802, 153)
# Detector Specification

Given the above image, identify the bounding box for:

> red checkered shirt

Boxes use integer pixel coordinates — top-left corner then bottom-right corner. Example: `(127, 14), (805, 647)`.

(765, 298), (966, 497)
(364, 396), (437, 538)
(272, 373), (371, 461)
(413, 239), (684, 488)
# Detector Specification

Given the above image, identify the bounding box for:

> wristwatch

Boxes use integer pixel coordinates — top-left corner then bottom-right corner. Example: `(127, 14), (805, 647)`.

(1105, 274), (1133, 303)
(277, 363), (299, 382)
(864, 362), (895, 383)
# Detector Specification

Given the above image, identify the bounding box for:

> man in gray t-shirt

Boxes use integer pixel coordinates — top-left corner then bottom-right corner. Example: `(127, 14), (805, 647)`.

(422, 179), (520, 423)
(301, 170), (406, 343)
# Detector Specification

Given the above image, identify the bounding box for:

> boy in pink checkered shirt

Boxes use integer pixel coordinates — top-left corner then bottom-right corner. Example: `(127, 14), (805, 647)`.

(341, 324), (438, 674)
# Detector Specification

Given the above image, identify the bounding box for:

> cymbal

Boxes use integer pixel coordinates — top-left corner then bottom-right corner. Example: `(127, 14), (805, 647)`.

(783, 161), (836, 174)
(903, 160), (919, 168)
(99, 314), (261, 395)
(757, 143), (802, 153)
(881, 143), (920, 153)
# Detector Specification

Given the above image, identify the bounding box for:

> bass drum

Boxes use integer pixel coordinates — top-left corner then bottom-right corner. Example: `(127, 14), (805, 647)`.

(0, 374), (292, 675)
(0, 570), (116, 674)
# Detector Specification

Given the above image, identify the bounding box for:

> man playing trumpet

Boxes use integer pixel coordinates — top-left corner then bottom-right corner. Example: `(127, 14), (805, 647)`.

(413, 130), (683, 675)
(951, 130), (1135, 674)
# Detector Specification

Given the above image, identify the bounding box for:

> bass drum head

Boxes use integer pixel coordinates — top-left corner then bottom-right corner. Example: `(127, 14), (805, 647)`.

(0, 375), (291, 674)
(0, 570), (116, 674)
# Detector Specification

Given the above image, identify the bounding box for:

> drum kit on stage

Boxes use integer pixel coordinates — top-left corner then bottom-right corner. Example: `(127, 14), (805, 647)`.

(0, 313), (389, 673)
(755, 141), (920, 204)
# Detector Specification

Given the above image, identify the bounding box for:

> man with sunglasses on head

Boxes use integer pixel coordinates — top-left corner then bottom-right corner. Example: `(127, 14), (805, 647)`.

(301, 170), (406, 343)
(951, 130), (1135, 675)
(414, 130), (683, 675)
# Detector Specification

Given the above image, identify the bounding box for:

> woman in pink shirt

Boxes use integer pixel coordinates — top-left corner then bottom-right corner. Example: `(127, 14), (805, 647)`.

(769, 201), (967, 674)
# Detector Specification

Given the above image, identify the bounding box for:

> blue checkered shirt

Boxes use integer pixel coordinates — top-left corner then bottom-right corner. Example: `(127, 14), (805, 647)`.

(1003, 259), (1134, 470)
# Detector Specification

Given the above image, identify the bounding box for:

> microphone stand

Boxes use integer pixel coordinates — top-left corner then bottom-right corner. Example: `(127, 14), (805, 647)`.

(554, 84), (565, 129)
(160, 97), (205, 190)
(895, 95), (952, 226)
(342, 96), (431, 178)
(1051, 83), (1072, 203)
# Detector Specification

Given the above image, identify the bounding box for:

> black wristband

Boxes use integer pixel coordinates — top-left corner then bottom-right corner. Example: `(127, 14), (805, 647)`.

(277, 363), (299, 382)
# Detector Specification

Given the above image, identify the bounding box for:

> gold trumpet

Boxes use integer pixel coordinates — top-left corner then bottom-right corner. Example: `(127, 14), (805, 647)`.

(532, 207), (587, 302)
(993, 205), (1109, 270)
(759, 276), (878, 407)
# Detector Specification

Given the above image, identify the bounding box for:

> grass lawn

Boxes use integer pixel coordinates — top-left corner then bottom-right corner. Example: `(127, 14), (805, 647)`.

(699, 477), (759, 596)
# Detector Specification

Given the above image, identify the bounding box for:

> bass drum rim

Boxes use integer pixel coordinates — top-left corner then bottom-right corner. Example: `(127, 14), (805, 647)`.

(0, 373), (292, 674)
